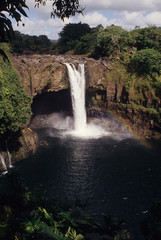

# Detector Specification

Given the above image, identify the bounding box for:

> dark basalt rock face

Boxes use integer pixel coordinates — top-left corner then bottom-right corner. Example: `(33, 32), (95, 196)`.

(31, 89), (72, 117)
(0, 128), (38, 171)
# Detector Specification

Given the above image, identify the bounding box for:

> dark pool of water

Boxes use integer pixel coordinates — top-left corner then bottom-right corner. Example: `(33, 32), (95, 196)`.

(16, 127), (161, 240)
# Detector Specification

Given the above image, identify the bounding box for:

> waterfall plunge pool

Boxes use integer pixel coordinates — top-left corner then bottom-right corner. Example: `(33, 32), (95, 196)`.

(15, 113), (161, 240)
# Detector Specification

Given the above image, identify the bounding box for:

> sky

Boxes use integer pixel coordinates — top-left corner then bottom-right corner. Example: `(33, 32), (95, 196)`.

(13, 0), (161, 40)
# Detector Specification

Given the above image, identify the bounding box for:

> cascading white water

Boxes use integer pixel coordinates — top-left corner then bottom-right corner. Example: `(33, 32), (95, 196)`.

(65, 62), (110, 139)
(65, 63), (86, 130)
(0, 153), (8, 174)
(0, 142), (12, 174)
(6, 140), (13, 168)
(7, 150), (13, 168)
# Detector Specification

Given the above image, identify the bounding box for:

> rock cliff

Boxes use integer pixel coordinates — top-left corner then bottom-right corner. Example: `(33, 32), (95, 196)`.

(12, 54), (161, 139)
(12, 54), (110, 97)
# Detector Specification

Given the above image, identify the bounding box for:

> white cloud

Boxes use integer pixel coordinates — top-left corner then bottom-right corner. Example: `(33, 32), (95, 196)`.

(104, 11), (161, 29)
(119, 11), (147, 28)
(81, 0), (161, 12)
(76, 11), (109, 27)
(13, 17), (68, 39)
(14, 0), (70, 39)
(144, 11), (161, 25)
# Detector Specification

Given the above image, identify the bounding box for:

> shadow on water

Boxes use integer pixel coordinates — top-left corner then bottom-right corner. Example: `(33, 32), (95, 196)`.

(15, 125), (161, 240)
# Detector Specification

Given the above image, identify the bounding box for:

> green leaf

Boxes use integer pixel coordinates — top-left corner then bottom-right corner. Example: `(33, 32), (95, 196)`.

(25, 225), (34, 233)
(75, 234), (84, 240)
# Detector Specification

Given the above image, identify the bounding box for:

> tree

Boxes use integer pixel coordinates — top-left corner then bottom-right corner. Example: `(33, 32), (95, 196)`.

(35, 0), (83, 19)
(74, 33), (95, 55)
(129, 48), (161, 78)
(0, 0), (83, 42)
(92, 25), (134, 58)
(58, 22), (91, 53)
(11, 31), (53, 53)
(131, 26), (161, 52)
(12, 32), (52, 52)
(0, 0), (28, 41)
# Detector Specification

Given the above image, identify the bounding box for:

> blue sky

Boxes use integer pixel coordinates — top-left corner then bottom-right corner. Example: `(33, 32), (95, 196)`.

(13, 0), (161, 40)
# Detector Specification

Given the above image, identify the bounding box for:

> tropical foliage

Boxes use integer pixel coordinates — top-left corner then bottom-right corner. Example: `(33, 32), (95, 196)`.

(0, 43), (31, 137)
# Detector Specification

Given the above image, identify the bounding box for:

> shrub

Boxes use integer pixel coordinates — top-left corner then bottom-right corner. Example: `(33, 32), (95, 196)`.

(0, 43), (31, 137)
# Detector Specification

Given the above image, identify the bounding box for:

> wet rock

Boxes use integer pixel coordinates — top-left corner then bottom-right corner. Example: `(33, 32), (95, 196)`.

(13, 128), (38, 161)
(0, 128), (39, 170)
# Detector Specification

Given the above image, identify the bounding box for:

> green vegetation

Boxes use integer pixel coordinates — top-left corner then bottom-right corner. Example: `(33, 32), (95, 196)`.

(107, 59), (161, 118)
(56, 23), (161, 57)
(127, 48), (161, 111)
(58, 22), (92, 54)
(91, 25), (134, 58)
(56, 24), (134, 56)
(131, 26), (161, 51)
(56, 23), (101, 55)
(129, 48), (161, 78)
(0, 43), (31, 141)
(11, 31), (53, 53)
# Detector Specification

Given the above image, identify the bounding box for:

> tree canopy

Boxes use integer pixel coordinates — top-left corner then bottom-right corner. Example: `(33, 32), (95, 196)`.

(0, 0), (83, 42)
(35, 0), (83, 19)
(0, 0), (28, 41)
(11, 31), (53, 53)
(58, 22), (92, 53)
(131, 26), (161, 51)
(92, 25), (134, 58)
(129, 48), (161, 78)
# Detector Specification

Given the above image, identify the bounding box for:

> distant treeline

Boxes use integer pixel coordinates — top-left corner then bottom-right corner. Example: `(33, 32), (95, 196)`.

(11, 31), (55, 53)
(11, 23), (161, 57)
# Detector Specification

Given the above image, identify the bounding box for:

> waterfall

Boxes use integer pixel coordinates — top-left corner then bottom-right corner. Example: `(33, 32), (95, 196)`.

(7, 150), (13, 168)
(65, 63), (86, 131)
(0, 141), (12, 174)
(65, 62), (110, 139)
(0, 153), (8, 174)
(6, 140), (13, 168)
